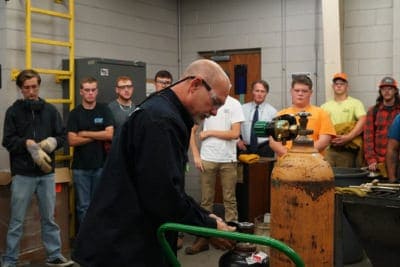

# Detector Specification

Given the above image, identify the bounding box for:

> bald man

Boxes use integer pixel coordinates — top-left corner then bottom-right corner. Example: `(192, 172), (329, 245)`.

(72, 59), (236, 267)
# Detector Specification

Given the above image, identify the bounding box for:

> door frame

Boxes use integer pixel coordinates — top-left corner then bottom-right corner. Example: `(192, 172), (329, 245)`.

(199, 48), (261, 104)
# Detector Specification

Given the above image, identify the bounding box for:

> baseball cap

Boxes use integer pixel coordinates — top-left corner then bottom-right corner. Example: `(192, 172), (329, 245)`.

(332, 73), (348, 83)
(379, 76), (398, 89)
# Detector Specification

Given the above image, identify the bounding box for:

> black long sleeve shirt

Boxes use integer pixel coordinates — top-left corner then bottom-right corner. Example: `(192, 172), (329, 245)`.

(73, 89), (216, 267)
(2, 98), (66, 176)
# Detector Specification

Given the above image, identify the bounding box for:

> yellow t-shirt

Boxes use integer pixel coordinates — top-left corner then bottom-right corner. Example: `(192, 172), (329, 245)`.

(320, 96), (366, 125)
(277, 105), (336, 150)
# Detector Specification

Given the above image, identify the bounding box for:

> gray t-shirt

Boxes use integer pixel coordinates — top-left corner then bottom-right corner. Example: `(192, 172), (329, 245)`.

(108, 100), (135, 129)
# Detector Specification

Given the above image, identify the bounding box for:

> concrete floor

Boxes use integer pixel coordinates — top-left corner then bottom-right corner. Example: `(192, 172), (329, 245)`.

(178, 234), (372, 267)
(14, 234), (372, 267)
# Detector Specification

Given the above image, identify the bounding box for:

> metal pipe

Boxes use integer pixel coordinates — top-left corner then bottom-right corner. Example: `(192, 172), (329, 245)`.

(280, 0), (287, 108)
(26, 0), (32, 68)
(177, 0), (182, 76)
(157, 222), (305, 267)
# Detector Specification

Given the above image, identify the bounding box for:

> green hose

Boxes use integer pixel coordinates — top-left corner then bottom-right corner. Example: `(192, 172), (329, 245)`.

(157, 222), (305, 267)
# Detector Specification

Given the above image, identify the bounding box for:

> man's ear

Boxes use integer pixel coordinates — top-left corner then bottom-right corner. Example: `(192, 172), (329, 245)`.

(189, 78), (201, 93)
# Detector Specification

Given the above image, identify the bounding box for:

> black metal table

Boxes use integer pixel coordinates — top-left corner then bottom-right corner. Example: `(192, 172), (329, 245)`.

(335, 190), (400, 267)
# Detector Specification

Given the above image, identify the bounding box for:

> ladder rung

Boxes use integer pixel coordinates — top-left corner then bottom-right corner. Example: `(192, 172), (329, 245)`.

(34, 68), (71, 76)
(30, 7), (71, 20)
(55, 154), (73, 162)
(11, 68), (72, 80)
(46, 98), (73, 104)
(55, 74), (72, 83)
(31, 37), (71, 47)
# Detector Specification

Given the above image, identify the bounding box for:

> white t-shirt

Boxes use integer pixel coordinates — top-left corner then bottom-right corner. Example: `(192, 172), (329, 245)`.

(200, 96), (245, 162)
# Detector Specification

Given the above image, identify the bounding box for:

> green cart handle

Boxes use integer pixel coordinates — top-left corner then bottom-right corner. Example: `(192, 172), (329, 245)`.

(157, 222), (305, 267)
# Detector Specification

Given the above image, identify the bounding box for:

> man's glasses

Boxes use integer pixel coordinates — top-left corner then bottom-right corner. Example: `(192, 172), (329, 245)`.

(200, 79), (212, 92)
(167, 76), (223, 109)
(188, 76), (223, 109)
(184, 76), (212, 91)
(117, 85), (133, 90)
(209, 90), (224, 109)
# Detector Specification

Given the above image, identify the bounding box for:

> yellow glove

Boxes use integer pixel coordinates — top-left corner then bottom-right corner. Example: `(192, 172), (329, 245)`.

(377, 162), (388, 178)
(238, 154), (260, 164)
(335, 187), (367, 197)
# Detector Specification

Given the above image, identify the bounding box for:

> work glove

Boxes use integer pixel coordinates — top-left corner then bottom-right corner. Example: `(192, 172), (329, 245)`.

(39, 137), (57, 153)
(27, 142), (52, 173)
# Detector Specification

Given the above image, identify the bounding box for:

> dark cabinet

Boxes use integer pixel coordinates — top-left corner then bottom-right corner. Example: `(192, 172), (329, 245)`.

(62, 58), (147, 107)
(0, 168), (71, 264)
(214, 158), (274, 223)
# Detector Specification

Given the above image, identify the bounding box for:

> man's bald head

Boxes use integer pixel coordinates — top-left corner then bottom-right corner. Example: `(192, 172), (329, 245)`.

(183, 59), (231, 95)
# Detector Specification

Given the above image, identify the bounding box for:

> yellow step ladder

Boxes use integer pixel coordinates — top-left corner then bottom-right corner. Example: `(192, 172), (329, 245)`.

(11, 1), (78, 239)
(11, 0), (75, 161)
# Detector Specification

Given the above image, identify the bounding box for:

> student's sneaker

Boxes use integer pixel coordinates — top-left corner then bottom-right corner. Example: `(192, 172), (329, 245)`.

(46, 255), (74, 267)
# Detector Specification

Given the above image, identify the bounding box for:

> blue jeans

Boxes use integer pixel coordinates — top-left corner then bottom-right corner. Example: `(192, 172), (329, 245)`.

(2, 174), (62, 265)
(73, 168), (102, 224)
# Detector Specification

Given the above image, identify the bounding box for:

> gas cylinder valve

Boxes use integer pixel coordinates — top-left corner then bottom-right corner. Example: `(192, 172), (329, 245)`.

(253, 112), (314, 145)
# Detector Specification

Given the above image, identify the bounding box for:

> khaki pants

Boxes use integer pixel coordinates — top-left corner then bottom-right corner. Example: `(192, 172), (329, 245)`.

(200, 160), (238, 222)
(325, 148), (357, 168)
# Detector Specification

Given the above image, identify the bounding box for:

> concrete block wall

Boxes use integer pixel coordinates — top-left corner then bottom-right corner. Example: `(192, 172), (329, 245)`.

(343, 0), (396, 108)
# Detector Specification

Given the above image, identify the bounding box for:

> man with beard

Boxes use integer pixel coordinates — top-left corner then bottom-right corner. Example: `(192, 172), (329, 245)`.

(108, 76), (135, 130)
(72, 59), (236, 267)
(364, 76), (400, 177)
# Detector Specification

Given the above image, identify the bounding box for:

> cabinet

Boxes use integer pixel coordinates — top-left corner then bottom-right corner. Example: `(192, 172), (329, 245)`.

(62, 58), (146, 107)
(214, 158), (274, 223)
(0, 168), (71, 264)
(335, 192), (400, 267)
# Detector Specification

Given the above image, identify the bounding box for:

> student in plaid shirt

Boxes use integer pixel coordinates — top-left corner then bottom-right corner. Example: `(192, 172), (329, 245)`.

(364, 77), (400, 176)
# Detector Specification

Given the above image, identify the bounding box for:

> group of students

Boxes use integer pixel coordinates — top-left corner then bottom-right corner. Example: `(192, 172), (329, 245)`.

(1, 68), (174, 267)
(321, 73), (400, 183)
(185, 72), (400, 255)
(235, 72), (400, 181)
(69, 70), (174, 226)
(2, 62), (400, 267)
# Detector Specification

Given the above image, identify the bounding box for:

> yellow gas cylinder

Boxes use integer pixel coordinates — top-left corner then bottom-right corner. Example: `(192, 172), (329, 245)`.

(270, 113), (335, 267)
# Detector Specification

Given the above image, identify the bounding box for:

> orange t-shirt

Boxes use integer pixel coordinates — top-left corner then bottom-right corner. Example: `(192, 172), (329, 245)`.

(277, 105), (336, 151)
